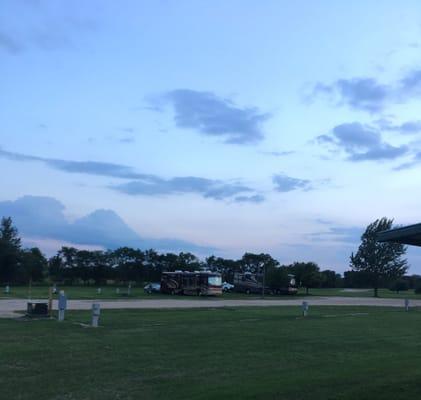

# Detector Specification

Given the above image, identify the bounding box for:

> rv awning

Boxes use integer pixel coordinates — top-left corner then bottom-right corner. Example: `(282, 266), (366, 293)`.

(377, 223), (421, 247)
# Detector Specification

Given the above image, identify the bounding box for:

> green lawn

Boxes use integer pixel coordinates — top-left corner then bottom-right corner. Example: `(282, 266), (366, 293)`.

(299, 287), (421, 299)
(2, 285), (421, 300)
(1, 306), (421, 400)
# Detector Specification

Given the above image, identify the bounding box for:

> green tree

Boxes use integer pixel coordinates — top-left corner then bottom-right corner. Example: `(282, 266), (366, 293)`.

(389, 279), (408, 294)
(289, 262), (321, 294)
(19, 247), (47, 284)
(0, 217), (21, 283)
(266, 265), (290, 290)
(350, 217), (408, 297)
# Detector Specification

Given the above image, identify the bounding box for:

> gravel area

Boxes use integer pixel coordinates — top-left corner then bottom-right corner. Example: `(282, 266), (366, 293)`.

(1, 296), (420, 318)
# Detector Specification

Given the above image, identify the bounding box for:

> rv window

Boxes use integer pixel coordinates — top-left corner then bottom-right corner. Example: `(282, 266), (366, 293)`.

(208, 276), (221, 286)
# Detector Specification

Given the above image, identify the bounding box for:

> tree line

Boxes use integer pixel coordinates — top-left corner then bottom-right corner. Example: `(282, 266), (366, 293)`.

(0, 216), (342, 290)
(0, 216), (419, 295)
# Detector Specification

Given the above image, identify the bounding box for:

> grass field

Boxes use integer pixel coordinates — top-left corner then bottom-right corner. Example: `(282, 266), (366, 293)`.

(2, 285), (421, 300)
(297, 287), (421, 299)
(1, 306), (421, 400)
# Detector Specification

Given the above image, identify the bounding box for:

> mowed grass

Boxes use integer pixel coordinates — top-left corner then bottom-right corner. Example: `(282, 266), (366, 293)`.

(298, 287), (421, 299)
(3, 285), (421, 300)
(1, 307), (421, 400)
(0, 285), (166, 300)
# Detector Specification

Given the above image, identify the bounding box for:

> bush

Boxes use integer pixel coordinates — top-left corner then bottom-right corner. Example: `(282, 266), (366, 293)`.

(415, 282), (421, 294)
(389, 279), (409, 293)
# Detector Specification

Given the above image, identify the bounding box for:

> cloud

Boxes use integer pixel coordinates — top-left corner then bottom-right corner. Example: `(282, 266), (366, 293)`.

(377, 119), (421, 134)
(394, 151), (421, 171)
(261, 150), (295, 157)
(313, 68), (421, 113)
(317, 122), (408, 161)
(0, 147), (150, 180)
(399, 69), (421, 94)
(233, 194), (265, 203)
(150, 89), (270, 144)
(0, 147), (263, 202)
(0, 195), (214, 253)
(313, 78), (391, 113)
(112, 176), (256, 201)
(0, 3), (97, 55)
(272, 174), (312, 192)
(0, 31), (24, 54)
(309, 226), (362, 245)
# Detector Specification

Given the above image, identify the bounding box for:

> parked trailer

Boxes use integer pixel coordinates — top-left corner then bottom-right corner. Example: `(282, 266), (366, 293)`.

(161, 271), (223, 296)
(233, 272), (298, 295)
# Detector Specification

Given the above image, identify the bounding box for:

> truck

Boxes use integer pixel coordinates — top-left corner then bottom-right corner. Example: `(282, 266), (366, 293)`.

(160, 271), (222, 296)
(233, 272), (297, 295)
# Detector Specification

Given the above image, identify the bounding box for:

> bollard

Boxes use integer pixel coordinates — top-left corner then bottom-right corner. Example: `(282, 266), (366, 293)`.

(302, 301), (309, 317)
(97, 288), (102, 295)
(116, 288), (120, 295)
(58, 290), (67, 322)
(127, 284), (131, 296)
(92, 303), (100, 327)
(405, 298), (410, 312)
(4, 285), (10, 294)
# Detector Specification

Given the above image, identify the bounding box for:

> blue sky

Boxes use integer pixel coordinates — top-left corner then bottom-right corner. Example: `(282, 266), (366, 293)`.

(2, 0), (421, 273)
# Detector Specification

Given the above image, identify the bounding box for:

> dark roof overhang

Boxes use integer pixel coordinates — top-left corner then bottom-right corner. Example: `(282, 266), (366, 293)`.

(377, 223), (421, 247)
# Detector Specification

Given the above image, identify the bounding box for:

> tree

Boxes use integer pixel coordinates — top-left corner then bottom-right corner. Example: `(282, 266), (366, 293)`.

(389, 279), (408, 294)
(0, 217), (21, 283)
(266, 265), (290, 290)
(205, 256), (240, 282)
(19, 247), (47, 284)
(288, 262), (321, 294)
(320, 270), (343, 288)
(350, 217), (408, 297)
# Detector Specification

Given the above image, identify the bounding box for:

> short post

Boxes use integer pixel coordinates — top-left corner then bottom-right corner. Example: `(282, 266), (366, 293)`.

(302, 301), (309, 317)
(116, 288), (120, 295)
(58, 290), (67, 322)
(48, 287), (53, 316)
(97, 287), (102, 295)
(405, 298), (410, 312)
(52, 285), (57, 294)
(127, 283), (131, 296)
(91, 303), (100, 327)
(4, 285), (10, 294)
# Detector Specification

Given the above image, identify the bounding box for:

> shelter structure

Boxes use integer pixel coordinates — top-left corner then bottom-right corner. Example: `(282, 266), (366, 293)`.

(377, 223), (421, 247)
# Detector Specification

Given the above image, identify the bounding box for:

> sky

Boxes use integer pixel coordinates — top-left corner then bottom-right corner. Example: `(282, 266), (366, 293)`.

(2, 0), (421, 273)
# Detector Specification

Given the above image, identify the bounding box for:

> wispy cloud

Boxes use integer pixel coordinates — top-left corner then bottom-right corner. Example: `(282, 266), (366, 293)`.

(376, 119), (421, 134)
(260, 150), (295, 157)
(149, 89), (271, 144)
(317, 122), (408, 161)
(112, 176), (257, 201)
(0, 31), (24, 54)
(0, 147), (263, 202)
(394, 151), (421, 170)
(313, 68), (421, 113)
(0, 147), (150, 179)
(0, 3), (97, 55)
(233, 194), (265, 203)
(272, 174), (312, 192)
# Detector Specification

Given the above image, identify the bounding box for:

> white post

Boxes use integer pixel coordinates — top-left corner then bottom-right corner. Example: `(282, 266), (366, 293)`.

(4, 285), (10, 294)
(92, 303), (100, 327)
(405, 298), (410, 312)
(58, 290), (67, 322)
(128, 283), (131, 296)
(97, 288), (102, 295)
(302, 301), (309, 317)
